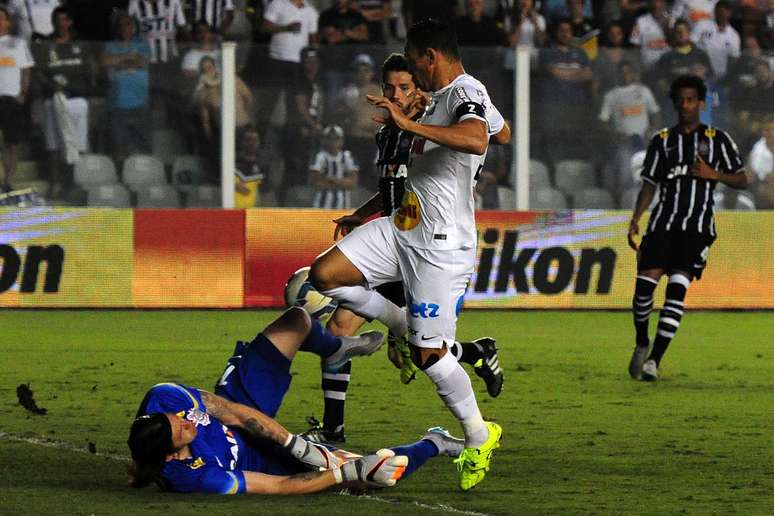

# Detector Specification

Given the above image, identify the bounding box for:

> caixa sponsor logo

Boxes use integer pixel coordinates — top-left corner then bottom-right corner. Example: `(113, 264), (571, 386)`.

(0, 244), (64, 294)
(474, 229), (616, 295)
(409, 301), (440, 318)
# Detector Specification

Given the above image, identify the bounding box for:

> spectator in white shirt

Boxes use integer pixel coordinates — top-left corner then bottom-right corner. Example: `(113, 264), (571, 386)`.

(599, 61), (661, 200)
(748, 116), (774, 208)
(181, 20), (221, 82)
(6, 0), (61, 40)
(629, 0), (673, 70)
(690, 0), (740, 79)
(254, 0), (318, 135)
(0, 6), (33, 191)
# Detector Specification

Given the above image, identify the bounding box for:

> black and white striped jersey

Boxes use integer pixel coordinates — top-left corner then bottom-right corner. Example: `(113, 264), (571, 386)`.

(641, 124), (744, 236)
(311, 149), (359, 209)
(187, 0), (234, 31)
(374, 123), (415, 215)
(129, 0), (187, 63)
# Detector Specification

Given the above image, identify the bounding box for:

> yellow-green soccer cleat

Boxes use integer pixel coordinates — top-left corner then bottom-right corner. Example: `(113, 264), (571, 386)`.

(389, 332), (419, 384)
(454, 421), (502, 491)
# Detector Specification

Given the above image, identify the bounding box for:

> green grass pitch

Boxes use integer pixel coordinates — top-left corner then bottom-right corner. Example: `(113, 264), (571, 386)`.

(0, 309), (772, 515)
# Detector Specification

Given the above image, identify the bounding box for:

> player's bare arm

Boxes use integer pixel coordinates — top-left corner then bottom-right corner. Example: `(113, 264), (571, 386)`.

(690, 155), (751, 189)
(367, 94), (488, 155)
(333, 193), (383, 239)
(490, 121), (511, 146)
(198, 390), (289, 444)
(243, 469), (339, 495)
(628, 181), (657, 251)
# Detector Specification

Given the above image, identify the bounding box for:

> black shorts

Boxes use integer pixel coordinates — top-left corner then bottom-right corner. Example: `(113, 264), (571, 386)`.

(638, 231), (716, 279)
(0, 96), (28, 145)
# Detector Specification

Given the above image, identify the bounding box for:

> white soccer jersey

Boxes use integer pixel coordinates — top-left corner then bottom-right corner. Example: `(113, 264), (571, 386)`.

(129, 0), (187, 63)
(311, 149), (358, 209)
(394, 73), (504, 251)
(188, 0), (234, 30)
(629, 13), (671, 68)
(7, 0), (61, 39)
(691, 20), (740, 78)
(0, 34), (34, 96)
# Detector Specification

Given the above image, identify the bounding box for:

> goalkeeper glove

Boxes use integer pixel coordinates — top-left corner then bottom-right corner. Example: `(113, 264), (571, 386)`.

(334, 449), (408, 487)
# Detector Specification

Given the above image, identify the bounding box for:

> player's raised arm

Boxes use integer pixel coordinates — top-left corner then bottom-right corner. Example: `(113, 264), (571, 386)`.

(368, 94), (488, 155)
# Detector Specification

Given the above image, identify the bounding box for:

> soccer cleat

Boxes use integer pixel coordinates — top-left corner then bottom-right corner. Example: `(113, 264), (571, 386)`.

(300, 416), (346, 444)
(422, 426), (465, 458)
(641, 359), (659, 381)
(628, 344), (650, 379)
(454, 421), (502, 491)
(325, 330), (385, 369)
(472, 337), (504, 397)
(394, 333), (419, 384)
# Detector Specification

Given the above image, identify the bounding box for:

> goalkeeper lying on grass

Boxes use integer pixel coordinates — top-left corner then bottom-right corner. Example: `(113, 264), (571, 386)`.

(127, 307), (463, 494)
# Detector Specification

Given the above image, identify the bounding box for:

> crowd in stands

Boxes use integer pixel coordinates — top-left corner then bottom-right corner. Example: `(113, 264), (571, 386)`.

(0, 0), (772, 209)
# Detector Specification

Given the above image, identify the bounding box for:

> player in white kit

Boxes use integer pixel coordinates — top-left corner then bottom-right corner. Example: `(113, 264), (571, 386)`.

(309, 19), (504, 490)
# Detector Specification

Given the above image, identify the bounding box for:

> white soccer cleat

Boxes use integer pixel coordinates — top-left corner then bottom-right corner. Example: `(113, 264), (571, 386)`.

(325, 330), (385, 369)
(641, 359), (659, 381)
(628, 344), (650, 380)
(422, 427), (465, 458)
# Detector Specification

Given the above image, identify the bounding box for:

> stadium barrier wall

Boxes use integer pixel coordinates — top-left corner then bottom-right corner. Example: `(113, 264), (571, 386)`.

(1, 208), (772, 309)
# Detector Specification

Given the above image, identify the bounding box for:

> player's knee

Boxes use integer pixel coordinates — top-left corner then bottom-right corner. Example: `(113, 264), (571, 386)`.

(409, 345), (441, 370)
(308, 258), (336, 292)
(281, 306), (312, 334)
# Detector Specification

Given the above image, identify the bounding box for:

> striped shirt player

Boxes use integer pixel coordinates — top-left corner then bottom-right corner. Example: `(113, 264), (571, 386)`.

(627, 74), (750, 383)
(129, 0), (187, 63)
(187, 0), (234, 32)
(310, 148), (359, 209)
(640, 123), (743, 240)
(374, 123), (415, 216)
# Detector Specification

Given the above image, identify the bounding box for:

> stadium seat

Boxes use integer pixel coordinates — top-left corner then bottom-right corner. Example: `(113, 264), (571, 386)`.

(87, 183), (132, 207)
(185, 185), (221, 207)
(496, 185), (516, 209)
(152, 128), (188, 166)
(135, 184), (182, 208)
(573, 187), (616, 209)
(529, 159), (552, 188)
(554, 159), (596, 195)
(15, 161), (40, 181)
(530, 187), (568, 209)
(74, 154), (118, 187)
(284, 185), (315, 207)
(171, 155), (207, 186)
(122, 154), (167, 188)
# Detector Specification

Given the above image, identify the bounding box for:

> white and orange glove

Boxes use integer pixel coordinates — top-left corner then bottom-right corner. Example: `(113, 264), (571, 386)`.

(334, 449), (408, 487)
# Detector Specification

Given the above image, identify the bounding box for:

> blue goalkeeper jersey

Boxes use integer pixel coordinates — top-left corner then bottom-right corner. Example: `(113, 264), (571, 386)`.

(136, 382), (268, 494)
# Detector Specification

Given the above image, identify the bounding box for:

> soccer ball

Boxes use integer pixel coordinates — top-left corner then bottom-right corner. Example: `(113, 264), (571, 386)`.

(284, 266), (338, 321)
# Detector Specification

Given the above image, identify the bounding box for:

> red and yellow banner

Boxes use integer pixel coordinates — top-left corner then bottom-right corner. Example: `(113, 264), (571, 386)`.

(1, 208), (771, 309)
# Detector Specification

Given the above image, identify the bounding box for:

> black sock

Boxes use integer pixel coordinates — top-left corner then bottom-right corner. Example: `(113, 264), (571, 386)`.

(321, 359), (351, 433)
(650, 274), (689, 366)
(633, 275), (659, 347)
(449, 341), (484, 365)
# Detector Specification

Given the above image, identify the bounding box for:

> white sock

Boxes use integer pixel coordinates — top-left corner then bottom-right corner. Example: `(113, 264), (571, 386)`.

(322, 285), (408, 336)
(424, 351), (488, 447)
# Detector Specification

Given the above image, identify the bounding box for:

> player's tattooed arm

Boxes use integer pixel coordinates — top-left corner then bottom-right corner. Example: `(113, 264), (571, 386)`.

(198, 390), (289, 444)
(243, 469), (339, 495)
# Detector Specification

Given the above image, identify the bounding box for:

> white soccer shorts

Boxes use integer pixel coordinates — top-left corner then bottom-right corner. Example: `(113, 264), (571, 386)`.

(336, 216), (475, 350)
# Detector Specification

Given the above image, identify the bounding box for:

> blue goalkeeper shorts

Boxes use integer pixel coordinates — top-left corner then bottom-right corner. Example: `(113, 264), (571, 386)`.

(214, 334), (292, 418)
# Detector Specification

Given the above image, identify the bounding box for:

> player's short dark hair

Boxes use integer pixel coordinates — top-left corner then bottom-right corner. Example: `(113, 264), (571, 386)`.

(669, 74), (707, 102)
(715, 0), (732, 12)
(127, 413), (174, 488)
(405, 18), (460, 61)
(381, 53), (410, 83)
(673, 18), (691, 31)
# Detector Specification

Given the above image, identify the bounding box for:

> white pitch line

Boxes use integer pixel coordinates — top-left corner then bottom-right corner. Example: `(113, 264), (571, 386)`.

(0, 432), (489, 516)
